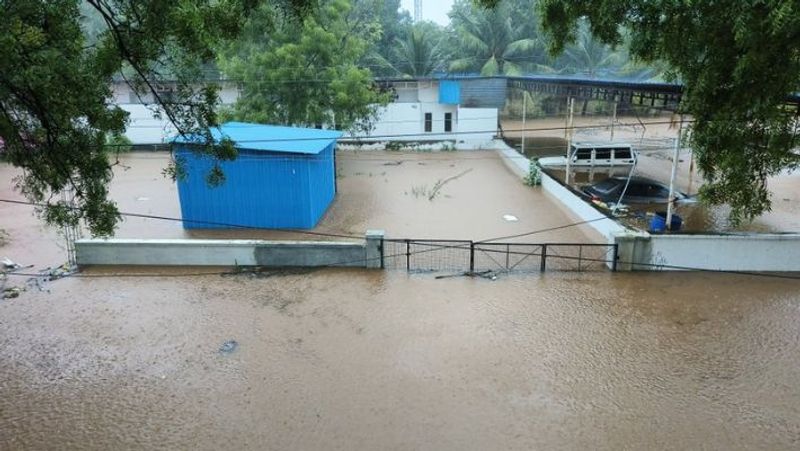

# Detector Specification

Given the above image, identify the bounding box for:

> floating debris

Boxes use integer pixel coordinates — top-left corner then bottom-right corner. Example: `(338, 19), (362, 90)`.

(2, 257), (21, 270)
(502, 214), (519, 222)
(219, 340), (239, 355)
(2, 287), (22, 299)
(435, 270), (498, 281)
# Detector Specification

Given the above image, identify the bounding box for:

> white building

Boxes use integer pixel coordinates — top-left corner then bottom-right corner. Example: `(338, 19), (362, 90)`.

(111, 77), (501, 149)
(111, 80), (239, 145)
(354, 78), (500, 148)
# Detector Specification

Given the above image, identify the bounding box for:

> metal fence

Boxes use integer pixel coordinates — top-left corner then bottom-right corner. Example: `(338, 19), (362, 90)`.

(383, 239), (617, 273)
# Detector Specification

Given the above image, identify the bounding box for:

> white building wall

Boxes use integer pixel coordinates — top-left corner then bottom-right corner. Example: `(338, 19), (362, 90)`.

(456, 107), (498, 143)
(111, 79), (498, 147)
(111, 82), (239, 144)
(119, 104), (177, 144)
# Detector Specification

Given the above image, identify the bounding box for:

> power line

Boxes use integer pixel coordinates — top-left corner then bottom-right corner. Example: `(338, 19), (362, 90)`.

(107, 119), (692, 147)
(0, 198), (363, 240)
(3, 196), (797, 280)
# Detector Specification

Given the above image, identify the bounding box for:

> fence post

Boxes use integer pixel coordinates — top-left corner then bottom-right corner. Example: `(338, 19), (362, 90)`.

(405, 239), (411, 272)
(469, 241), (475, 272)
(540, 244), (547, 272)
(365, 230), (384, 269)
(611, 244), (618, 272)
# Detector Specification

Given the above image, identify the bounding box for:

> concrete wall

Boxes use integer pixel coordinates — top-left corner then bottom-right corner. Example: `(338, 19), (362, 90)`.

(495, 143), (626, 245)
(76, 231), (384, 268)
(615, 232), (800, 272)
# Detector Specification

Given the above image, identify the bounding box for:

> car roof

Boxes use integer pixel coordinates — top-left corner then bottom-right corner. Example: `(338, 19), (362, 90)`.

(609, 176), (665, 186)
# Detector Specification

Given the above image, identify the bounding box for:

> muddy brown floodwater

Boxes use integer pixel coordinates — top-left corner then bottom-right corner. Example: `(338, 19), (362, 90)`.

(1, 269), (799, 450)
(2, 147), (800, 450)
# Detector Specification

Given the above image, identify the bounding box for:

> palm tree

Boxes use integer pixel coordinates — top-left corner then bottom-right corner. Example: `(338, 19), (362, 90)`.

(555, 24), (624, 78)
(373, 23), (446, 78)
(448, 1), (546, 76)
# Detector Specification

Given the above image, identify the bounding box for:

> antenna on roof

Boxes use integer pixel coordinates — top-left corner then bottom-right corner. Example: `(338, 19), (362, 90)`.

(414, 0), (422, 22)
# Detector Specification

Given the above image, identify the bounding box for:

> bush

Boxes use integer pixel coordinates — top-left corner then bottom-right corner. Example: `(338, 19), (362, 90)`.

(385, 141), (403, 151)
(105, 133), (133, 153)
(524, 158), (542, 186)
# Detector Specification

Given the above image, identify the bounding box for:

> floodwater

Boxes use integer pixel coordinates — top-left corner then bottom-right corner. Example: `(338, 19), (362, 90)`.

(102, 150), (592, 242)
(1, 269), (799, 449)
(3, 147), (800, 449)
(1, 150), (594, 268)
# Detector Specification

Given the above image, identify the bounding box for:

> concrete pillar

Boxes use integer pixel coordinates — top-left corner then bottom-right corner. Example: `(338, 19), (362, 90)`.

(612, 231), (650, 271)
(365, 230), (385, 269)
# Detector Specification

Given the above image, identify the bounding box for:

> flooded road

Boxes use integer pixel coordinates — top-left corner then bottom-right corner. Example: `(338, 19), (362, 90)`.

(1, 269), (799, 450)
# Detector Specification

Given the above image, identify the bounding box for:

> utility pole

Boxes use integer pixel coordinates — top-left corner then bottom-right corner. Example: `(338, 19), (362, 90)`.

(565, 97), (575, 184)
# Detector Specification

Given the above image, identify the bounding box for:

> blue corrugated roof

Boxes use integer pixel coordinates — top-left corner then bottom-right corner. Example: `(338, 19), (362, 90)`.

(174, 121), (343, 154)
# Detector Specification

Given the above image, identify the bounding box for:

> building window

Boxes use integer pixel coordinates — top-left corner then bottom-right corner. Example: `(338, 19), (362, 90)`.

(444, 112), (453, 132)
(424, 113), (432, 132)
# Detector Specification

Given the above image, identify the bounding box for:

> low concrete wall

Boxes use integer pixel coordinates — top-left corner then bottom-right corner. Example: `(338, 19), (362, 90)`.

(76, 231), (384, 268)
(615, 232), (800, 272)
(495, 143), (627, 243)
(495, 143), (800, 273)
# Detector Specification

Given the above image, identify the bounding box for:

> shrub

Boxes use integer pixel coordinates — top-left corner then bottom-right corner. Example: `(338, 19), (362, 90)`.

(524, 158), (542, 186)
(105, 133), (133, 153)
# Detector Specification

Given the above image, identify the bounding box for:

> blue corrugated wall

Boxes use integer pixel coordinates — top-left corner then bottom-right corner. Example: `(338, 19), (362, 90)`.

(439, 80), (461, 104)
(175, 145), (335, 229)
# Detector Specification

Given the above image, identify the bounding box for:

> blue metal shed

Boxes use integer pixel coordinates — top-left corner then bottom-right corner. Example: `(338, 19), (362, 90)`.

(173, 122), (342, 229)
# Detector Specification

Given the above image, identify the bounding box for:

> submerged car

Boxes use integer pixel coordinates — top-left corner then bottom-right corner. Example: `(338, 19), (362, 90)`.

(582, 176), (688, 204)
(538, 142), (636, 167)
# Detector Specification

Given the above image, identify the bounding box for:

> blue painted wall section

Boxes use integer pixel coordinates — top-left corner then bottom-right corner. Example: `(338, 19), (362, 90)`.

(174, 122), (341, 229)
(438, 80), (461, 105)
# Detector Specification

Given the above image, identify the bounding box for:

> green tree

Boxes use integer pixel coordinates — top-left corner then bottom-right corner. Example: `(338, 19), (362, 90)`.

(371, 0), (413, 76)
(373, 22), (448, 77)
(448, 0), (546, 76)
(219, 0), (391, 134)
(514, 0), (800, 223)
(554, 23), (623, 78)
(0, 0), (313, 236)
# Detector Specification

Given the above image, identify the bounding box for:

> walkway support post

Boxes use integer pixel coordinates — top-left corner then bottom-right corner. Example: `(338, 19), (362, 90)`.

(565, 97), (575, 185)
(666, 116), (684, 230)
(521, 90), (527, 154)
(610, 101), (617, 141)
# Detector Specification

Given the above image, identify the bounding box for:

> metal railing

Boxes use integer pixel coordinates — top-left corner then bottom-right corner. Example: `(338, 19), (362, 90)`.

(382, 239), (617, 273)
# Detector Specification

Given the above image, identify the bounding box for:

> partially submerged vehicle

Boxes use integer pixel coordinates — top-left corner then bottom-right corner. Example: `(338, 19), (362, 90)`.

(582, 176), (688, 205)
(538, 142), (636, 167)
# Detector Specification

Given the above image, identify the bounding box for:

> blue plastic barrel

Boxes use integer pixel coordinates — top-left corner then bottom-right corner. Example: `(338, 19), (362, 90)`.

(649, 211), (682, 233)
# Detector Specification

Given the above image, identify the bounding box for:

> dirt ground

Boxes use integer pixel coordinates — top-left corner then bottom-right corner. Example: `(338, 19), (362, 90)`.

(0, 150), (594, 270)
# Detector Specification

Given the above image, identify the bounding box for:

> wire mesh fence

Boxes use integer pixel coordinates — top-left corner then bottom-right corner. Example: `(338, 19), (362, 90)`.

(383, 239), (473, 272)
(383, 239), (617, 273)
